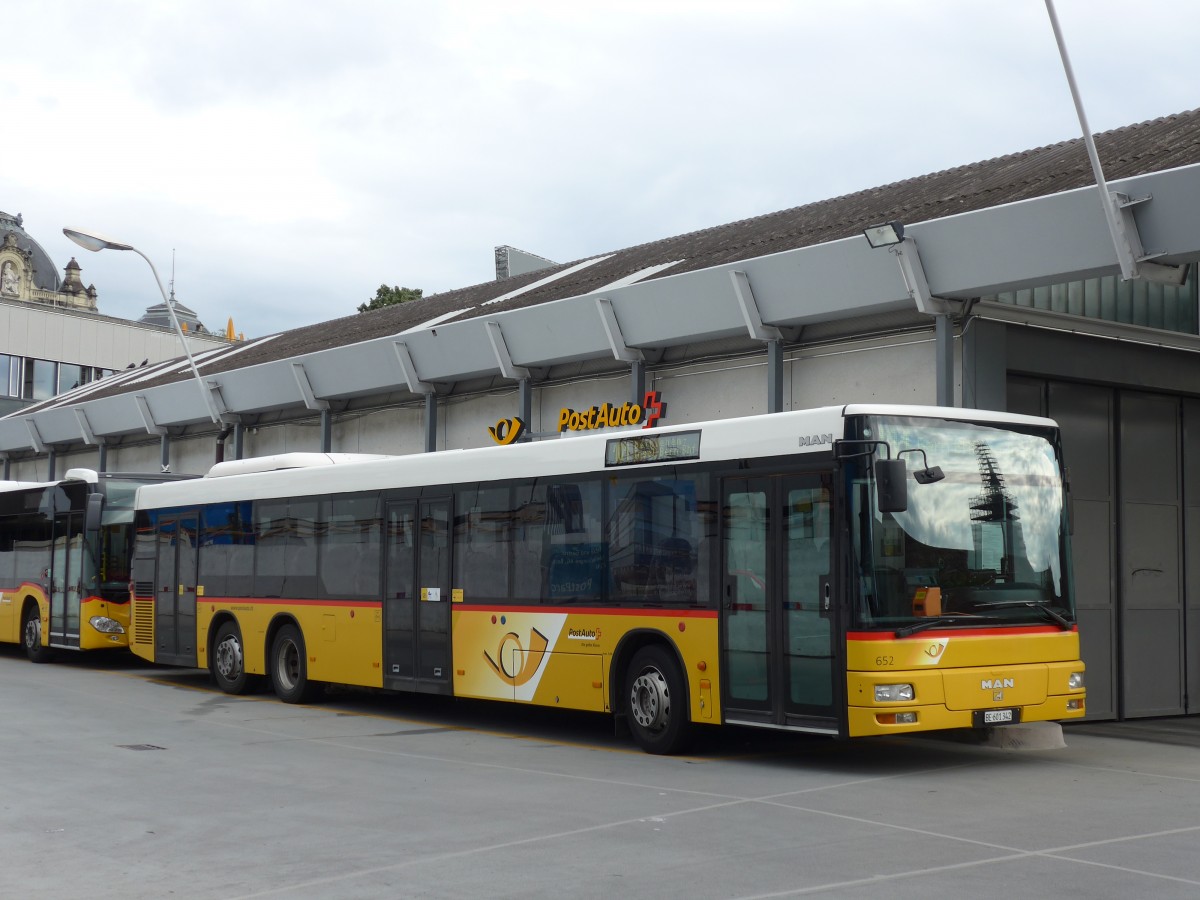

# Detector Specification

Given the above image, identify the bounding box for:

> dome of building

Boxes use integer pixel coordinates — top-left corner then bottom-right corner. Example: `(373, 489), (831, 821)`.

(0, 211), (62, 291)
(138, 298), (209, 333)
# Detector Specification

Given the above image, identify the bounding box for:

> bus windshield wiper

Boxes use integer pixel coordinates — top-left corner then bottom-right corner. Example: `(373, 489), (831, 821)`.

(974, 600), (1073, 630)
(895, 615), (978, 638)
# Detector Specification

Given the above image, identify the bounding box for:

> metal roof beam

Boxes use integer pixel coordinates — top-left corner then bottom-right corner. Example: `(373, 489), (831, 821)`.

(392, 341), (433, 394)
(134, 395), (168, 436)
(25, 419), (45, 453)
(891, 239), (953, 316)
(595, 297), (644, 362)
(73, 408), (97, 446)
(730, 270), (784, 342)
(485, 321), (531, 381)
(206, 381), (241, 425)
(291, 362), (330, 411)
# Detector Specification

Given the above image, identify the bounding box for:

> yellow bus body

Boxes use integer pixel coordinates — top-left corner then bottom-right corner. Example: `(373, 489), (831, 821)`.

(846, 628), (1085, 736)
(132, 593), (1083, 738)
(0, 584), (129, 651)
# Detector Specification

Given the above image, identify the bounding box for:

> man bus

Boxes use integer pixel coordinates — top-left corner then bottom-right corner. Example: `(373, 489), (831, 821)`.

(127, 405), (1085, 753)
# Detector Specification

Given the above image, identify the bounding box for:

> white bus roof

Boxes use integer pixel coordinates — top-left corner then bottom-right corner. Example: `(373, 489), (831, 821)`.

(133, 405), (1058, 511)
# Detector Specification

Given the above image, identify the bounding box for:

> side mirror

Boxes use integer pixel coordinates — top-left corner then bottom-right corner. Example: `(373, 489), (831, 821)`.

(85, 492), (103, 533)
(875, 458), (908, 513)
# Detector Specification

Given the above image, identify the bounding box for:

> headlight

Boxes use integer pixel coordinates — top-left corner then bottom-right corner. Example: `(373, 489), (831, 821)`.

(874, 683), (914, 702)
(1068, 672), (1085, 689)
(89, 616), (125, 635)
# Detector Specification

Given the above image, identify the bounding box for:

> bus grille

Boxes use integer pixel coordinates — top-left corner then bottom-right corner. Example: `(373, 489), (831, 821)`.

(132, 598), (154, 646)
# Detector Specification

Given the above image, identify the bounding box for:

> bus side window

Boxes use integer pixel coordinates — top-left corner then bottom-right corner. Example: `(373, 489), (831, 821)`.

(453, 486), (514, 602)
(607, 474), (702, 604)
(541, 480), (603, 603)
(319, 496), (381, 600)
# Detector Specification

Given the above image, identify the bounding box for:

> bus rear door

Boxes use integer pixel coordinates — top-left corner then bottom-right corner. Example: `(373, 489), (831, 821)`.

(721, 474), (842, 734)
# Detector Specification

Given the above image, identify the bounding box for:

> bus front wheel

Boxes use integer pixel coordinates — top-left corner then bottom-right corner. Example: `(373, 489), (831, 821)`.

(269, 624), (324, 704)
(625, 645), (692, 755)
(211, 621), (260, 694)
(22, 605), (54, 664)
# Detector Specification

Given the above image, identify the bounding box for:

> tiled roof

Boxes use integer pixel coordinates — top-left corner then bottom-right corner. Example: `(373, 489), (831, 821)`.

(62, 108), (1200, 398)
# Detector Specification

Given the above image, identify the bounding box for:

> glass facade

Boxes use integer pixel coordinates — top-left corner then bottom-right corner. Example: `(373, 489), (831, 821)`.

(0, 354), (113, 404)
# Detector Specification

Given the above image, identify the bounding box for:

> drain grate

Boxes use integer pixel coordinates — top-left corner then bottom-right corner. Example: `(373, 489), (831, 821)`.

(117, 744), (167, 751)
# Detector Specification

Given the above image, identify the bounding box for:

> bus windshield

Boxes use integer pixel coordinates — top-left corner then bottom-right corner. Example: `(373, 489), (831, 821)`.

(95, 478), (143, 597)
(848, 415), (1073, 632)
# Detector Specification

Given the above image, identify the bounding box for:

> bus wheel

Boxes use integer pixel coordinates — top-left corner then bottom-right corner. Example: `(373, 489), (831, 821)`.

(22, 605), (54, 664)
(211, 621), (259, 695)
(269, 624), (324, 704)
(625, 645), (691, 755)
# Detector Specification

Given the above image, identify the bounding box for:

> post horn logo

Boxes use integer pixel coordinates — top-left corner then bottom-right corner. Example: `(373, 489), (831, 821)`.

(483, 627), (549, 686)
(488, 416), (527, 445)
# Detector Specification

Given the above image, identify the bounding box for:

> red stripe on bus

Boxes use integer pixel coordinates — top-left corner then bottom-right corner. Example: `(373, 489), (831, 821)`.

(461, 604), (717, 618)
(131, 597), (716, 618)
(847, 625), (1076, 640)
(139, 596), (383, 609)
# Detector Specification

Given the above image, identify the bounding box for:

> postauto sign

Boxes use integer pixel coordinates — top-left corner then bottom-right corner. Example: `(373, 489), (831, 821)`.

(488, 391), (666, 445)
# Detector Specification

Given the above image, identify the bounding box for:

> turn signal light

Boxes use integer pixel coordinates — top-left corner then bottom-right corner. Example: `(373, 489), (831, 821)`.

(877, 712), (918, 725)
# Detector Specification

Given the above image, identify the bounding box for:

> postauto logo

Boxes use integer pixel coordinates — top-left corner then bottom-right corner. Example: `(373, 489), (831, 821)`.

(488, 390), (667, 445)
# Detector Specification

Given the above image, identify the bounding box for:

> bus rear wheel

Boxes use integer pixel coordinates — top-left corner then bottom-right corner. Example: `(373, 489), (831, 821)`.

(211, 621), (260, 694)
(270, 624), (324, 704)
(625, 645), (691, 755)
(22, 605), (54, 664)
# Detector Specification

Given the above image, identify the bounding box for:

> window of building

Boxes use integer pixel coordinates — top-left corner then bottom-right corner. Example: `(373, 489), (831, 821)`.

(23, 358), (56, 401)
(0, 355), (15, 398)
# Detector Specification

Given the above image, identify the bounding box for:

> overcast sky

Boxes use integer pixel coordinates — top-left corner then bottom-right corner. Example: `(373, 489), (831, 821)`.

(3, 1), (1197, 339)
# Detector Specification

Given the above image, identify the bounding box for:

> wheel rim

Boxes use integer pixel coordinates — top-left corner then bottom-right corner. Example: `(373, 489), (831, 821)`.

(630, 667), (671, 731)
(24, 614), (40, 651)
(215, 634), (243, 681)
(276, 637), (300, 692)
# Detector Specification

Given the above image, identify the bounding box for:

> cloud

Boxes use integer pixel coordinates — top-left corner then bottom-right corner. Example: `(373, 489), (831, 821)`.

(2, 0), (1197, 338)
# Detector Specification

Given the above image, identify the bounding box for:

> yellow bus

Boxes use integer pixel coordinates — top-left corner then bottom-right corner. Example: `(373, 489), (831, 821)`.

(128, 405), (1085, 753)
(0, 469), (187, 662)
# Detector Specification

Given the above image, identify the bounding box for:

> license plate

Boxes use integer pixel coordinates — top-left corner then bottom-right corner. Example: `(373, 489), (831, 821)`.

(973, 707), (1020, 727)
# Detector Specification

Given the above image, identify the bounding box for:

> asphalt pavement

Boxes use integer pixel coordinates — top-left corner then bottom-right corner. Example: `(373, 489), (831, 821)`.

(2, 646), (1197, 899)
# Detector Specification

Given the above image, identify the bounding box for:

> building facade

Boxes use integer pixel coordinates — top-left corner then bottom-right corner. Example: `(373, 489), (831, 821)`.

(3, 111), (1200, 724)
(0, 212), (231, 416)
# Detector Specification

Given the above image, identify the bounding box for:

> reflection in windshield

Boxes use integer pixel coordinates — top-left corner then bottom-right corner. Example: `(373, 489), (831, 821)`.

(851, 416), (1072, 629)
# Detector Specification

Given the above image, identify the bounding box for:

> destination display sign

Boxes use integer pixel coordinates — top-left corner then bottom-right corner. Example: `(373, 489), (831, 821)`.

(604, 430), (701, 467)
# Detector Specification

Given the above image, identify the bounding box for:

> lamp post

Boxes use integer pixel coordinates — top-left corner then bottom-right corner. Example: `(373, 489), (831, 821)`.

(63, 227), (218, 423)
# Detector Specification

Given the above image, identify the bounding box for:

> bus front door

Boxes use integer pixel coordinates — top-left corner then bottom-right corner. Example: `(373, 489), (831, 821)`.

(383, 499), (451, 695)
(154, 512), (199, 667)
(49, 511), (82, 648)
(721, 474), (841, 734)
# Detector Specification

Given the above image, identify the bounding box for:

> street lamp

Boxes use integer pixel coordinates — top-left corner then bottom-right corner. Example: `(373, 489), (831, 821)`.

(63, 227), (218, 423)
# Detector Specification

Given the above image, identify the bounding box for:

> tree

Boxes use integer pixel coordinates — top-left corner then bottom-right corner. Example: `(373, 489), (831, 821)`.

(358, 284), (423, 313)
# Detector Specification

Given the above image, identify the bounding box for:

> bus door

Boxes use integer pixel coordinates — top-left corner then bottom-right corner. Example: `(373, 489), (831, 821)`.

(48, 510), (83, 648)
(154, 511), (199, 666)
(383, 498), (451, 694)
(721, 474), (841, 734)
